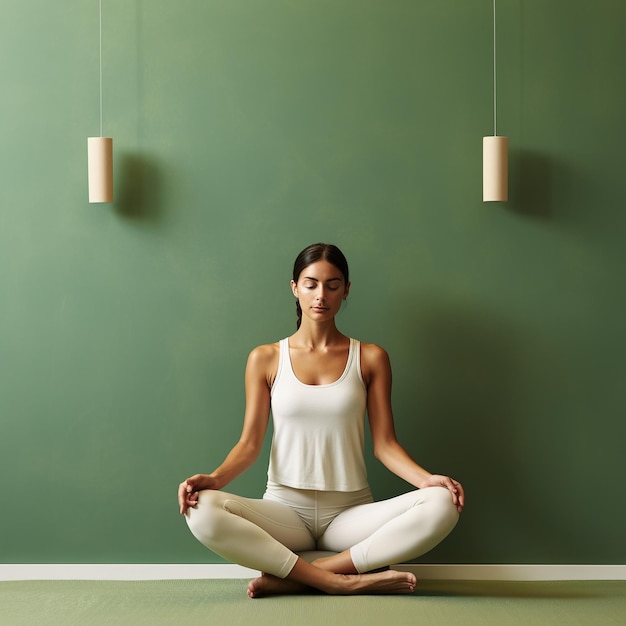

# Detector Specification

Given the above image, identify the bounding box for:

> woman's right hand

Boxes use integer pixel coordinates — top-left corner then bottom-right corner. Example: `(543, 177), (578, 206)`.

(178, 474), (218, 515)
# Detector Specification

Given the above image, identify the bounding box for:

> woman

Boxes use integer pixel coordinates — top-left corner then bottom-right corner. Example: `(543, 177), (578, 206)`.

(178, 243), (464, 598)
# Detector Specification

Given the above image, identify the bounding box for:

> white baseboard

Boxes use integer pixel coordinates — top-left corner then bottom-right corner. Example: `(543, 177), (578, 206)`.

(1, 564), (625, 582)
(395, 564), (626, 581)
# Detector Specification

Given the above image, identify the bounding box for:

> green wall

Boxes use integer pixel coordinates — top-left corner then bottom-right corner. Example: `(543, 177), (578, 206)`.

(1, 0), (624, 565)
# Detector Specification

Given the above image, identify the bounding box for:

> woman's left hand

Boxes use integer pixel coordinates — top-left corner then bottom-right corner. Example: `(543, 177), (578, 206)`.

(422, 474), (465, 513)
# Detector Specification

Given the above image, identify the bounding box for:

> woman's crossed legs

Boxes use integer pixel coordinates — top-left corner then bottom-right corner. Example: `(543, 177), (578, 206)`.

(185, 486), (458, 597)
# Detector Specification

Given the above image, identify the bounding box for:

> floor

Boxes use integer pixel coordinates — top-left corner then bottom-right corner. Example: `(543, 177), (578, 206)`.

(1, 578), (625, 626)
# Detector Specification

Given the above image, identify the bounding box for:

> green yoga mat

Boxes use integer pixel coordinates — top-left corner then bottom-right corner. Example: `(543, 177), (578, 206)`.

(1, 579), (625, 626)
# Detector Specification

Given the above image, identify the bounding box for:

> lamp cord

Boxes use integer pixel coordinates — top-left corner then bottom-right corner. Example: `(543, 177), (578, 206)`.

(493, 0), (497, 137)
(99, 0), (103, 137)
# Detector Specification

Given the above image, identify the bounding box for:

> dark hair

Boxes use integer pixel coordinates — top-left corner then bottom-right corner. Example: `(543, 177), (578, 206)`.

(292, 243), (350, 329)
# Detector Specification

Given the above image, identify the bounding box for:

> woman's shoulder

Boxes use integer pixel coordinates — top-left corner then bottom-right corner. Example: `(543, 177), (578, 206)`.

(246, 342), (281, 386)
(357, 340), (389, 361)
(248, 341), (280, 364)
(357, 340), (392, 383)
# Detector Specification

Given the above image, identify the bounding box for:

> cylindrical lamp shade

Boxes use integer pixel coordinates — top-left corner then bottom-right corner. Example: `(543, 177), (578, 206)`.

(88, 137), (113, 203)
(483, 135), (508, 202)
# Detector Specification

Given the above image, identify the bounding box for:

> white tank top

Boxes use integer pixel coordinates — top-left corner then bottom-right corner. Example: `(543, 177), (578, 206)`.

(268, 338), (368, 491)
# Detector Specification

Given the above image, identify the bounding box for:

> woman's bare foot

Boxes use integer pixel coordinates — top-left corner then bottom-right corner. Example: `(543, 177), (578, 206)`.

(247, 568), (416, 598)
(248, 573), (310, 598)
(330, 570), (417, 595)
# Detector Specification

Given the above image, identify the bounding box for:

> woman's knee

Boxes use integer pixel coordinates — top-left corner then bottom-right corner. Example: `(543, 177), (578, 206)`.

(422, 486), (460, 531)
(185, 489), (230, 546)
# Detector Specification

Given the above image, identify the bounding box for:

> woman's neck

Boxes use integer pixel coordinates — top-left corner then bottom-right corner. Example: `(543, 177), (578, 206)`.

(290, 320), (347, 350)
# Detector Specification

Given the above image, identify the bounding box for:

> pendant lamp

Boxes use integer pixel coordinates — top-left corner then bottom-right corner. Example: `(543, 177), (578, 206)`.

(483, 0), (507, 202)
(88, 0), (113, 203)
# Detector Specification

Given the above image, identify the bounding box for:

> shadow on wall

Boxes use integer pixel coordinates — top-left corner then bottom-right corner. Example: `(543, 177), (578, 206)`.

(394, 297), (520, 561)
(509, 148), (553, 218)
(114, 152), (164, 221)
(390, 295), (582, 562)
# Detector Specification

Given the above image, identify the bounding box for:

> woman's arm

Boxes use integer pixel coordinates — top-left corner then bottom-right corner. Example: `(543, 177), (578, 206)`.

(362, 343), (465, 512)
(178, 344), (277, 514)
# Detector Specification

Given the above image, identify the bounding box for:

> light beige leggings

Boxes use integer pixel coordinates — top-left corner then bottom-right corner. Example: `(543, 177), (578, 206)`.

(186, 483), (459, 579)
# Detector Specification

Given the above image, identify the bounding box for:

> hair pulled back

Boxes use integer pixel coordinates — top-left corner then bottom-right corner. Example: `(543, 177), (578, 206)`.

(292, 243), (350, 329)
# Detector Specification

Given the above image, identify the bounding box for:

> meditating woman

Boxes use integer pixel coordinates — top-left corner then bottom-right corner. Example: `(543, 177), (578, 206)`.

(178, 243), (464, 598)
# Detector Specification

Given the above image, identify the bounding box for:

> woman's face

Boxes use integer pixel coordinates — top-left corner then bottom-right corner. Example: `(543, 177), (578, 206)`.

(291, 260), (350, 324)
